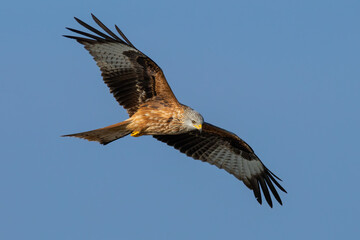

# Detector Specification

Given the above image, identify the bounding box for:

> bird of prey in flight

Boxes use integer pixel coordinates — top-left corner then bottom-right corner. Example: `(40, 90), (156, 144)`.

(63, 14), (287, 207)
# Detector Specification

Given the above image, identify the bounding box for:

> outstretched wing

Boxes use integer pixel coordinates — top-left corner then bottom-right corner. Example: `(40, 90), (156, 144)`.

(64, 14), (178, 116)
(153, 122), (287, 207)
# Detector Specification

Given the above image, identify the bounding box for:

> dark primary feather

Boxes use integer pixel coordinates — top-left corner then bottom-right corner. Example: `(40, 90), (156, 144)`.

(154, 122), (287, 207)
(64, 14), (177, 116)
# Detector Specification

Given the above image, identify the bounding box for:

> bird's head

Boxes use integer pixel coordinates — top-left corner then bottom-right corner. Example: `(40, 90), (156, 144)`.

(183, 107), (204, 132)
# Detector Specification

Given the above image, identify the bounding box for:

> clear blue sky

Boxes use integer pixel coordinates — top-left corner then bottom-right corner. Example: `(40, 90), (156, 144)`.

(1, 0), (359, 239)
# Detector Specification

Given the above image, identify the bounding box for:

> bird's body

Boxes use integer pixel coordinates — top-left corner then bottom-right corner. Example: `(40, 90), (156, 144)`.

(127, 99), (194, 136)
(63, 14), (286, 207)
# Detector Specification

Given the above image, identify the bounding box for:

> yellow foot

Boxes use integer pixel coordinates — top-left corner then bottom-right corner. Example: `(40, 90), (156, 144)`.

(131, 131), (143, 137)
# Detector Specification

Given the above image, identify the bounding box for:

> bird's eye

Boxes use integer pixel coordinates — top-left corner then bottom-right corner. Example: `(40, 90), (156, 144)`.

(191, 120), (196, 124)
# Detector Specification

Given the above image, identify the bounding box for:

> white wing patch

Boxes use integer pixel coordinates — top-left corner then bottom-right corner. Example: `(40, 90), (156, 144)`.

(84, 42), (138, 72)
(202, 144), (265, 181)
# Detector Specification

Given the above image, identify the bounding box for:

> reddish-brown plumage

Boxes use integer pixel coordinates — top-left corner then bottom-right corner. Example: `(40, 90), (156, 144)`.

(127, 99), (185, 135)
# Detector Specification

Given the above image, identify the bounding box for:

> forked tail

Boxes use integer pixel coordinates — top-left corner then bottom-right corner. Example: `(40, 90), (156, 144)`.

(62, 121), (132, 145)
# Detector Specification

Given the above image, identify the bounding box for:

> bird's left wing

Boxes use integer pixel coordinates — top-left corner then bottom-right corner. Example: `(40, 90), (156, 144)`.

(153, 122), (287, 207)
(64, 14), (178, 116)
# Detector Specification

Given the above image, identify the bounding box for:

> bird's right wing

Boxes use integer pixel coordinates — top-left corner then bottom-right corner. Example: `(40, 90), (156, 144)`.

(154, 122), (287, 207)
(64, 14), (178, 116)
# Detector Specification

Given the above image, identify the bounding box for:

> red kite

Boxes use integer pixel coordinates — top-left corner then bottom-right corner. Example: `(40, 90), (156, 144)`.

(63, 14), (286, 207)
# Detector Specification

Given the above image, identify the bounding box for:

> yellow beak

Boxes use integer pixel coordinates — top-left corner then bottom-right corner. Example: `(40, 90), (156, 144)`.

(193, 124), (202, 130)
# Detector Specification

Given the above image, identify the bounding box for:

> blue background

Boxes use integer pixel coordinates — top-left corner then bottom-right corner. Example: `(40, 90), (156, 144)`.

(1, 0), (359, 239)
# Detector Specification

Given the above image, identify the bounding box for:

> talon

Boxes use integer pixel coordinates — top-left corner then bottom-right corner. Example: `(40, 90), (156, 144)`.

(131, 131), (142, 137)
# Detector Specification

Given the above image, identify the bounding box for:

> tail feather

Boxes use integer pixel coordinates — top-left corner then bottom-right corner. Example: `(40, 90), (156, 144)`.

(62, 121), (132, 145)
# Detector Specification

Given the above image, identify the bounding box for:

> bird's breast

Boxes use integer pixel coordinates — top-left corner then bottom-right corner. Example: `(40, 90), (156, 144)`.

(128, 102), (185, 135)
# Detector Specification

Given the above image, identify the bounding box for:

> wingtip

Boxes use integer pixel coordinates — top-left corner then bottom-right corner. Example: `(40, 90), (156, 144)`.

(91, 13), (99, 21)
(62, 35), (79, 41)
(61, 134), (73, 137)
(256, 196), (262, 205)
(255, 191), (275, 208)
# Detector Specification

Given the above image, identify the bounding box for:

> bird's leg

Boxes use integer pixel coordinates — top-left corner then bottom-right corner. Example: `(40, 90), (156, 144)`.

(130, 131), (143, 137)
